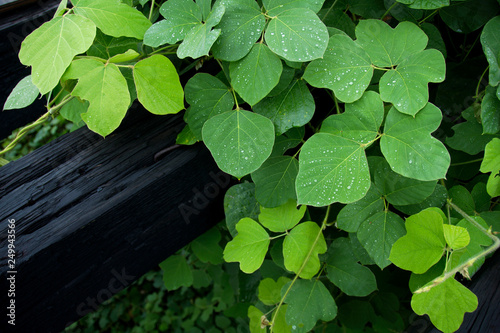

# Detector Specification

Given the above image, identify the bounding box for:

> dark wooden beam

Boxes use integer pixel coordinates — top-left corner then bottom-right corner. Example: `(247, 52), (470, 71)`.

(0, 105), (232, 333)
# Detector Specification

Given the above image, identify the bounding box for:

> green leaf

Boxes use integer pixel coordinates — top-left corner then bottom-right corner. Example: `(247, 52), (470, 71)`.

(211, 0), (266, 61)
(381, 103), (450, 181)
(283, 279), (337, 332)
(394, 183), (448, 215)
(19, 15), (96, 94)
(411, 278), (478, 333)
(258, 200), (306, 232)
(355, 20), (428, 67)
(3, 75), (39, 110)
(379, 49), (445, 116)
(303, 34), (373, 103)
(143, 0), (201, 47)
(258, 276), (291, 305)
(224, 218), (270, 273)
(224, 183), (260, 237)
(325, 238), (377, 296)
(159, 255), (193, 290)
(202, 110), (275, 178)
(59, 97), (88, 126)
(448, 185), (475, 217)
(176, 124), (198, 145)
(87, 30), (140, 59)
(443, 224), (470, 250)
(74, 0), (151, 39)
(480, 138), (500, 197)
(421, 22), (447, 58)
(185, 73), (234, 139)
(248, 306), (267, 333)
(64, 59), (130, 136)
(265, 8), (329, 62)
(384, 0), (423, 22)
(54, 0), (68, 17)
(229, 43), (283, 105)
(282, 222), (327, 279)
(389, 208), (446, 274)
(133, 55), (184, 115)
(191, 227), (224, 264)
(440, 0), (499, 34)
(358, 210), (406, 269)
(253, 79), (315, 135)
(272, 304), (292, 332)
(348, 0), (386, 18)
(404, 0), (449, 9)
(481, 86), (500, 134)
(481, 16), (500, 86)
(108, 49), (139, 63)
(271, 126), (304, 156)
(264, 0), (325, 16)
(319, 7), (355, 38)
(337, 183), (384, 232)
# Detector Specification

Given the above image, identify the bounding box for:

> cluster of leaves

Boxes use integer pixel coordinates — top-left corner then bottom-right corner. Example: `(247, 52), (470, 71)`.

(4, 0), (500, 332)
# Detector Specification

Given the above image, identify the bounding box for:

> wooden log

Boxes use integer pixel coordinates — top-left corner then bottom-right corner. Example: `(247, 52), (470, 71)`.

(0, 105), (232, 333)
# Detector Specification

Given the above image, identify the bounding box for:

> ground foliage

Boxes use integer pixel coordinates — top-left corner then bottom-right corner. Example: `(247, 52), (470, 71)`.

(4, 0), (500, 332)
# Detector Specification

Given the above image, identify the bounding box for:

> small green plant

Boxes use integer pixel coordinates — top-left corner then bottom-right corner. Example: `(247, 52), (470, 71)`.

(3, 0), (500, 332)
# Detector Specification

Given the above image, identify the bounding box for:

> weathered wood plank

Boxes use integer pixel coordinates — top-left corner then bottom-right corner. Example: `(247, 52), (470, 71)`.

(0, 105), (231, 332)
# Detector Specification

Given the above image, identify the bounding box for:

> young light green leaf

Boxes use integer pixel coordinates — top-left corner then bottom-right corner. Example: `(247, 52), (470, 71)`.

(159, 255), (193, 290)
(133, 55), (184, 115)
(3, 75), (39, 110)
(253, 79), (314, 135)
(303, 34), (373, 103)
(358, 210), (406, 269)
(379, 49), (445, 116)
(144, 0), (201, 47)
(296, 133), (371, 206)
(224, 183), (260, 237)
(265, 8), (328, 62)
(252, 156), (300, 208)
(282, 222), (327, 279)
(211, 0), (265, 61)
(283, 279), (337, 332)
(337, 183), (384, 232)
(411, 278), (478, 333)
(258, 276), (291, 305)
(202, 110), (275, 178)
(19, 15), (96, 94)
(191, 227), (224, 264)
(108, 49), (140, 63)
(325, 238), (377, 296)
(481, 16), (500, 86)
(258, 200), (306, 232)
(229, 43), (283, 105)
(443, 224), (470, 250)
(184, 73), (234, 139)
(355, 20), (428, 67)
(74, 0), (151, 39)
(480, 138), (500, 197)
(389, 208), (446, 274)
(481, 86), (500, 134)
(64, 59), (130, 136)
(223, 218), (270, 273)
(381, 103), (450, 181)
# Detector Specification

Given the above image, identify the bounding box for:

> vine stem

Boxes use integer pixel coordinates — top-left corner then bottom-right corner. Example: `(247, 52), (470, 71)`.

(415, 200), (500, 294)
(269, 205), (331, 332)
(380, 2), (397, 20)
(148, 0), (155, 21)
(450, 158), (483, 167)
(475, 66), (489, 99)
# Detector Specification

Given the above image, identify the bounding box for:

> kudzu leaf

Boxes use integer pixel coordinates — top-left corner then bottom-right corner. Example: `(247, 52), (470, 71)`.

(19, 14), (96, 94)
(223, 218), (270, 273)
(224, 183), (260, 237)
(337, 183), (384, 232)
(303, 34), (373, 103)
(480, 138), (500, 197)
(379, 49), (445, 116)
(74, 0), (151, 39)
(282, 222), (326, 279)
(177, 5), (225, 59)
(358, 210), (406, 269)
(191, 227), (223, 264)
(268, 65), (295, 97)
(481, 86), (500, 134)
(248, 306), (267, 333)
(202, 110), (275, 178)
(411, 278), (478, 333)
(381, 103), (450, 181)
(421, 22), (447, 58)
(64, 59), (130, 136)
(355, 20), (428, 67)
(481, 16), (500, 86)
(108, 49), (139, 63)
(384, 0), (423, 22)
(87, 30), (140, 59)
(54, 0), (68, 16)
(271, 126), (304, 156)
(253, 79), (314, 135)
(159, 255), (193, 290)
(443, 224), (470, 250)
(252, 157), (300, 208)
(3, 75), (39, 110)
(348, 0), (386, 18)
(265, 8), (328, 62)
(319, 8), (355, 38)
(264, 0), (325, 15)
(403, 0), (449, 10)
(283, 279), (337, 332)
(259, 200), (306, 232)
(389, 208), (446, 274)
(196, 0), (211, 20)
(211, 0), (265, 61)
(176, 124), (198, 145)
(230, 43), (283, 106)
(448, 185), (475, 218)
(394, 183), (448, 215)
(325, 238), (377, 296)
(258, 276), (291, 305)
(440, 0), (499, 34)
(143, 0), (201, 47)
(133, 55), (184, 115)
(184, 73), (234, 139)
(59, 98), (88, 126)
(272, 304), (292, 331)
